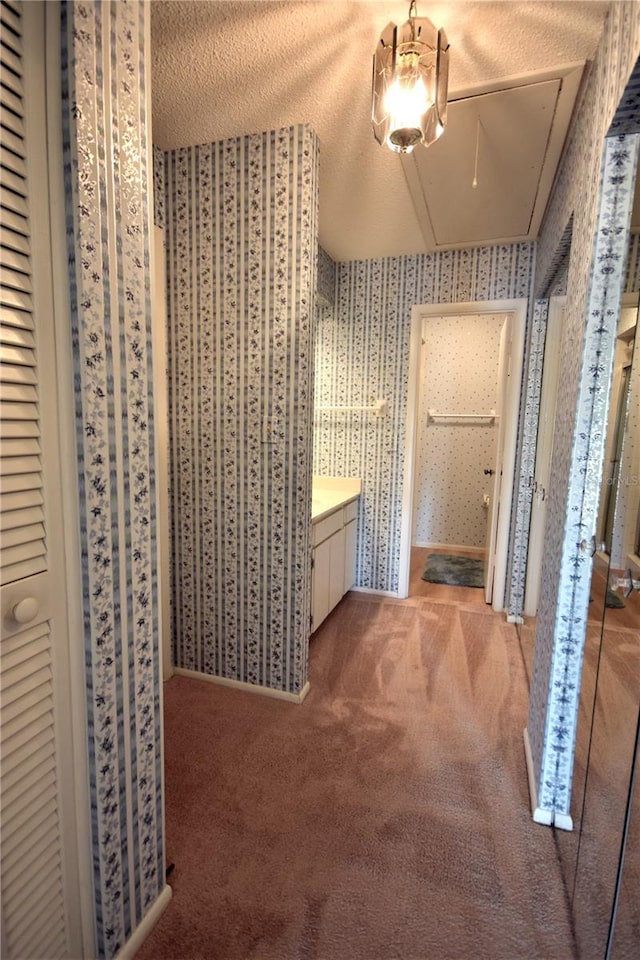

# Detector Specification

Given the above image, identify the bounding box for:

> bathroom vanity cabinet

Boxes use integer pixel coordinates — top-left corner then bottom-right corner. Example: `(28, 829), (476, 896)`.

(310, 478), (360, 632)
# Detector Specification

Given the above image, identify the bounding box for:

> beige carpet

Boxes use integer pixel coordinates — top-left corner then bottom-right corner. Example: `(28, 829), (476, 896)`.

(135, 594), (576, 960)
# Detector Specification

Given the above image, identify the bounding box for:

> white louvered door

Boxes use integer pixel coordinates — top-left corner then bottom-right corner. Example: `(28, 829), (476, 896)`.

(1, 2), (85, 958)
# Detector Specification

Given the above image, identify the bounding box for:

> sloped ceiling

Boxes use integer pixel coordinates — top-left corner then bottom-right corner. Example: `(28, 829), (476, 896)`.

(151, 1), (610, 261)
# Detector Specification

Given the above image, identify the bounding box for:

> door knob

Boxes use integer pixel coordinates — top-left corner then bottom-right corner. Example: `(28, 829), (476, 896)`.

(484, 468), (495, 476)
(12, 597), (39, 624)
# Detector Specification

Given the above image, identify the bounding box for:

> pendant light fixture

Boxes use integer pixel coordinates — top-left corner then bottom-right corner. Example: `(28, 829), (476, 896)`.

(372, 1), (449, 154)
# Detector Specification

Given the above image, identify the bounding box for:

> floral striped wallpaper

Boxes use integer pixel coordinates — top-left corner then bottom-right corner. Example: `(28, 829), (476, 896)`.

(164, 125), (318, 696)
(61, 1), (164, 956)
(313, 245), (534, 592)
(527, 0), (640, 824)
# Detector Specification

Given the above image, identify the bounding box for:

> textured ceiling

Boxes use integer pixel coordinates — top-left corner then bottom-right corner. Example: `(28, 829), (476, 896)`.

(151, 1), (610, 261)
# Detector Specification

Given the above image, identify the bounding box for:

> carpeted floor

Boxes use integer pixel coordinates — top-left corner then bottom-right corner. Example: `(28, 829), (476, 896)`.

(135, 594), (576, 960)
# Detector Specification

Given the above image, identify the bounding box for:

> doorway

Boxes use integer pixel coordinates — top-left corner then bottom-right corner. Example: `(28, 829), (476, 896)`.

(400, 299), (527, 608)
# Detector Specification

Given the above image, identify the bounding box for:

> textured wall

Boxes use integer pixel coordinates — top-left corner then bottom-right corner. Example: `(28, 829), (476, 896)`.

(61, 1), (164, 956)
(527, 0), (640, 821)
(414, 314), (503, 547)
(313, 245), (533, 592)
(164, 126), (318, 695)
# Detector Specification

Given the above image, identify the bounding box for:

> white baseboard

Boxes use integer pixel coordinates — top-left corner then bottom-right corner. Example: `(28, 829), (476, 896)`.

(506, 614), (524, 624)
(114, 884), (172, 960)
(173, 667), (310, 704)
(350, 586), (400, 598)
(523, 728), (573, 830)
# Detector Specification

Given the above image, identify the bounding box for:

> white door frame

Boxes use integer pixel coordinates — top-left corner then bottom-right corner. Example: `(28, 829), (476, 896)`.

(399, 298), (527, 608)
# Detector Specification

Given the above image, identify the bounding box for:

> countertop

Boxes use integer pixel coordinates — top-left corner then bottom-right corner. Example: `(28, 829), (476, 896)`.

(312, 476), (362, 523)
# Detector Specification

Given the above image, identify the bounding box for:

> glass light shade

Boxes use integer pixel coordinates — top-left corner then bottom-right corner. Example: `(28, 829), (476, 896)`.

(372, 13), (449, 154)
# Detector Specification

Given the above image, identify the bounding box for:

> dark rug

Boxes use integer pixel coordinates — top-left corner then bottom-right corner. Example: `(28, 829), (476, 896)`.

(422, 553), (484, 588)
(589, 588), (626, 609)
(606, 588), (625, 609)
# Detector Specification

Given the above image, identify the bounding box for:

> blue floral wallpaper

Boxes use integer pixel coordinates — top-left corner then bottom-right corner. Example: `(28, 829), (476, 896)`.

(61, 1), (163, 956)
(313, 245), (534, 593)
(527, 1), (640, 823)
(164, 126), (318, 695)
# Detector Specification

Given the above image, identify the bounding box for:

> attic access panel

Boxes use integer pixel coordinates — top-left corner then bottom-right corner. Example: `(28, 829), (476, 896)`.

(403, 77), (567, 249)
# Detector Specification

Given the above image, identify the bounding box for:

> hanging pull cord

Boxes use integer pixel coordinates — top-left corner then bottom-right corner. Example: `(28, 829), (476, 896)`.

(472, 118), (481, 189)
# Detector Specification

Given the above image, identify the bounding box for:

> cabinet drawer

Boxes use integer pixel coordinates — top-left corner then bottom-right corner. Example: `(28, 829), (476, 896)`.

(344, 499), (358, 523)
(313, 508), (344, 546)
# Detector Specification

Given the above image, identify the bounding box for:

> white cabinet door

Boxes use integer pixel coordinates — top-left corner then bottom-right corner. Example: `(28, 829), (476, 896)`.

(344, 519), (357, 592)
(328, 526), (346, 612)
(311, 537), (331, 631)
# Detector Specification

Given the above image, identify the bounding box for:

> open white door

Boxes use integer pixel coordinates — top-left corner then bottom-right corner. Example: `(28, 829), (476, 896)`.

(524, 297), (565, 617)
(0, 2), (88, 956)
(484, 316), (511, 603)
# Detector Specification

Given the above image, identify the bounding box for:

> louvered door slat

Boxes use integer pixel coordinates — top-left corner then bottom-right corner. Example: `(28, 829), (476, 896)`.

(0, 0), (20, 34)
(0, 503), (45, 532)
(0, 184), (27, 216)
(2, 520), (45, 548)
(1, 381), (37, 401)
(1, 4), (74, 956)
(0, 124), (24, 159)
(8, 885), (64, 946)
(1, 225), (30, 257)
(1, 145), (26, 178)
(0, 264), (31, 294)
(2, 750), (54, 811)
(3, 854), (61, 922)
(0, 15), (21, 56)
(1, 453), (40, 475)
(0, 201), (28, 235)
(1, 436), (40, 457)
(1, 81), (22, 117)
(1, 362), (37, 384)
(0, 285), (32, 312)
(0, 304), (34, 329)
(25, 927), (67, 960)
(0, 39), (22, 77)
(16, 908), (65, 960)
(0, 163), (26, 196)
(2, 471), (41, 492)
(0, 61), (23, 98)
(0, 326), (36, 347)
(2, 801), (58, 868)
(0, 540), (47, 573)
(1, 247), (30, 276)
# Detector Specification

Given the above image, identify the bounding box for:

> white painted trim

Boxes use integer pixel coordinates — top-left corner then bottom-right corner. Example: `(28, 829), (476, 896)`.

(351, 586), (400, 598)
(113, 885), (172, 960)
(554, 812), (574, 832)
(43, 2), (95, 954)
(523, 728), (551, 825)
(173, 668), (311, 704)
(507, 615), (524, 624)
(401, 299), (527, 609)
(398, 305), (424, 599)
(153, 226), (172, 683)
